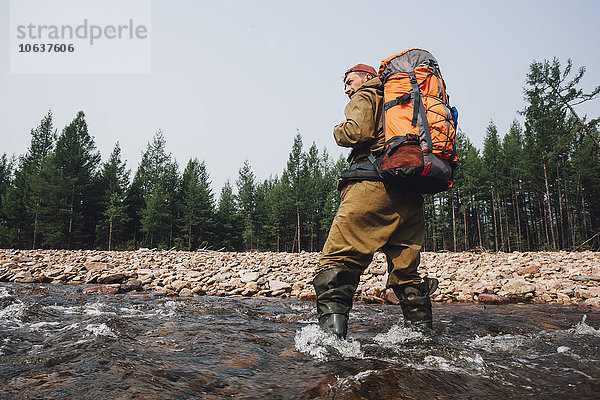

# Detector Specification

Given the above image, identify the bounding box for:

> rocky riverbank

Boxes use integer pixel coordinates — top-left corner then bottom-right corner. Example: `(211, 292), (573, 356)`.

(1, 249), (599, 308)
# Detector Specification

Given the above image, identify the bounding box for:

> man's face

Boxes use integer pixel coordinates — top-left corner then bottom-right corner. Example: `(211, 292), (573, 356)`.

(344, 72), (369, 99)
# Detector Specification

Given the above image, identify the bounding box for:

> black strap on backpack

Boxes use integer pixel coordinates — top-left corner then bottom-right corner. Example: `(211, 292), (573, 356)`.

(408, 70), (433, 153)
(383, 92), (411, 111)
(339, 158), (381, 182)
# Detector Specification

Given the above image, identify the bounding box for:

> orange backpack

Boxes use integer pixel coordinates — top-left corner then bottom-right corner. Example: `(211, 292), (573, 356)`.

(370, 48), (458, 193)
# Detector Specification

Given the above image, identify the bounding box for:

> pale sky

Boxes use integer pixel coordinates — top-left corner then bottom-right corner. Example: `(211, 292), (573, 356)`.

(1, 0), (599, 194)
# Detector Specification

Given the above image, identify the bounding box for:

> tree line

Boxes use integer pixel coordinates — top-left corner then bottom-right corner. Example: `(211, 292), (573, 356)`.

(0, 58), (598, 252)
(0, 112), (346, 252)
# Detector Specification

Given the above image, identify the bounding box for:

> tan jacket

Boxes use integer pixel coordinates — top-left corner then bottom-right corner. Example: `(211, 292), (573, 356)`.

(333, 77), (385, 163)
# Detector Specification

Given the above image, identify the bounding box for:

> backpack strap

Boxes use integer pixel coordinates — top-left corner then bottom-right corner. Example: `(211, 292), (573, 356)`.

(366, 150), (379, 168)
(383, 92), (411, 111)
(346, 148), (358, 163)
(339, 157), (382, 183)
(408, 70), (433, 153)
(384, 133), (420, 156)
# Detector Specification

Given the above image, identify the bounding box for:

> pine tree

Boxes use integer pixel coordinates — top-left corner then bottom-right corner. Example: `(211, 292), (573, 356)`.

(3, 111), (58, 248)
(179, 158), (214, 250)
(253, 178), (272, 250)
(482, 121), (503, 250)
(236, 160), (257, 250)
(34, 155), (65, 248)
(124, 170), (145, 248)
(215, 181), (241, 250)
(501, 120), (526, 251)
(29, 112), (59, 248)
(303, 143), (322, 252)
(135, 132), (180, 248)
(96, 143), (130, 250)
(527, 58), (600, 149)
(162, 160), (180, 248)
(264, 175), (286, 251)
(281, 133), (306, 252)
(52, 111), (101, 248)
(140, 181), (169, 247)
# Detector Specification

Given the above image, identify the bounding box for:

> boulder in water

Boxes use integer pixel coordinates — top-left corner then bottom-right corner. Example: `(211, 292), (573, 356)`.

(81, 285), (120, 295)
(477, 293), (510, 304)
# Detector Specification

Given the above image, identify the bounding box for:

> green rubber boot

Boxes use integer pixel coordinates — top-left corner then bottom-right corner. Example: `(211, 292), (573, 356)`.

(319, 313), (348, 339)
(393, 277), (439, 331)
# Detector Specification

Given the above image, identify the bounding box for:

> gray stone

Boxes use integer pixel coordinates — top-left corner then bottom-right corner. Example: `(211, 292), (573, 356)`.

(171, 280), (190, 292)
(12, 270), (35, 283)
(242, 282), (259, 296)
(501, 279), (536, 296)
(240, 271), (260, 283)
(97, 272), (126, 284)
(271, 289), (287, 296)
(584, 297), (600, 308)
(268, 280), (291, 292)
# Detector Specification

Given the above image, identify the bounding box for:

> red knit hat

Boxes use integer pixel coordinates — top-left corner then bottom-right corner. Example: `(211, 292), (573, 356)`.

(345, 63), (377, 77)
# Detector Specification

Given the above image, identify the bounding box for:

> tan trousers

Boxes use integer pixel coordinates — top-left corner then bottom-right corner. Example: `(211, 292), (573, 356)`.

(313, 180), (425, 317)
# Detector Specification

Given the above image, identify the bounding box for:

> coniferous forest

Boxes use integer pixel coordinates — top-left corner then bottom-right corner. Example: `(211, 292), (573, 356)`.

(1, 58), (599, 252)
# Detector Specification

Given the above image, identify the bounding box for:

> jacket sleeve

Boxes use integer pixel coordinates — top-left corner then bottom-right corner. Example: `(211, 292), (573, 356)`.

(333, 91), (376, 148)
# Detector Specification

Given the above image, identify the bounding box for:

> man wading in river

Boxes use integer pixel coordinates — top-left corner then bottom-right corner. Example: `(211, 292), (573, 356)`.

(312, 63), (438, 338)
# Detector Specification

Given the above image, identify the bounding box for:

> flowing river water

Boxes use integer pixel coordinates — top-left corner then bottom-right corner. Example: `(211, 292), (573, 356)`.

(1, 283), (599, 399)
